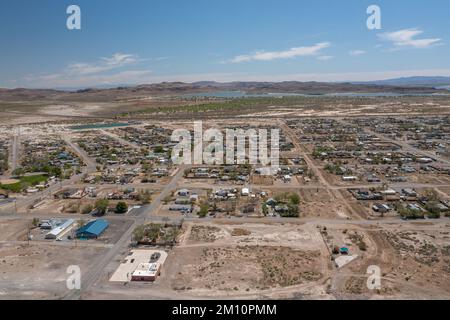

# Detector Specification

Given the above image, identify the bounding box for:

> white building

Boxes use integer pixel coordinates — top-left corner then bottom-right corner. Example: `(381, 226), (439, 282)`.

(131, 263), (161, 282)
(45, 219), (74, 240)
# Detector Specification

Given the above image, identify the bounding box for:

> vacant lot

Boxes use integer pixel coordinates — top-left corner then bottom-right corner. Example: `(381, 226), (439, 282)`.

(335, 227), (450, 299)
(183, 222), (325, 249)
(170, 245), (323, 295)
(0, 219), (31, 241)
(0, 244), (107, 299)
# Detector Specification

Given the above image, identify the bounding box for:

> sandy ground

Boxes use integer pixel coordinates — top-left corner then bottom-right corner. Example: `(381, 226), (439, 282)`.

(0, 243), (107, 299)
(40, 105), (103, 117)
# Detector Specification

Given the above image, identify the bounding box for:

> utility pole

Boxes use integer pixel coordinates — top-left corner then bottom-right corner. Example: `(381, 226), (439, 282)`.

(27, 227), (31, 246)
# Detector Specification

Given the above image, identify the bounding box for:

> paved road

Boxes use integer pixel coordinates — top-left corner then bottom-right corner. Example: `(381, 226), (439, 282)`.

(0, 240), (114, 249)
(10, 127), (20, 172)
(279, 119), (363, 218)
(63, 165), (189, 300)
(61, 134), (97, 170)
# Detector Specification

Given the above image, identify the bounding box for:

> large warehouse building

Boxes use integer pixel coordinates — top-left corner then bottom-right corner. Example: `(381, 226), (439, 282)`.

(45, 219), (75, 240)
(76, 219), (109, 239)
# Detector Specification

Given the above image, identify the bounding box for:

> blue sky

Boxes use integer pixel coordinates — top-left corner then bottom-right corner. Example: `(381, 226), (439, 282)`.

(1, 0), (449, 88)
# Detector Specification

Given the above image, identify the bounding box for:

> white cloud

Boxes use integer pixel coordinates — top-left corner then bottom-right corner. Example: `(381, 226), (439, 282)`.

(229, 42), (330, 63)
(102, 53), (137, 66)
(349, 50), (366, 56)
(25, 70), (152, 88)
(317, 55), (334, 61)
(21, 53), (152, 88)
(67, 53), (139, 76)
(378, 28), (442, 49)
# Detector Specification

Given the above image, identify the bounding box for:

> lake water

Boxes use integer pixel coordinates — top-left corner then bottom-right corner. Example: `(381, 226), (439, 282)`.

(70, 122), (131, 130)
(183, 91), (449, 99)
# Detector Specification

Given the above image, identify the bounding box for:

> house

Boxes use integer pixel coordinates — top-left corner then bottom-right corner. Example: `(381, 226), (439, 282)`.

(390, 176), (407, 182)
(169, 204), (192, 212)
(176, 189), (190, 197)
(406, 203), (423, 212)
(417, 157), (433, 163)
(342, 176), (358, 182)
(402, 188), (418, 198)
(382, 189), (397, 196)
(366, 175), (381, 183)
(241, 188), (250, 196)
(274, 204), (289, 213)
(372, 204), (391, 214)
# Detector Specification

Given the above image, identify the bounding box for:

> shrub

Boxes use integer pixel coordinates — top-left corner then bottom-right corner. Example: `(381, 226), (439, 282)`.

(198, 203), (209, 218)
(116, 201), (128, 214)
(95, 199), (109, 215)
(80, 204), (93, 215)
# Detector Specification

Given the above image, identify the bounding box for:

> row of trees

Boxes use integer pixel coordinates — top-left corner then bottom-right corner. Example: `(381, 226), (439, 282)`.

(79, 199), (128, 215)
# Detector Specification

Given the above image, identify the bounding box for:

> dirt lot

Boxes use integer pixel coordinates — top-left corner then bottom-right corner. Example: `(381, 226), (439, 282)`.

(169, 245), (323, 295)
(0, 218), (31, 241)
(182, 222), (325, 249)
(0, 243), (107, 299)
(135, 221), (331, 298)
(333, 225), (450, 299)
(438, 187), (450, 197)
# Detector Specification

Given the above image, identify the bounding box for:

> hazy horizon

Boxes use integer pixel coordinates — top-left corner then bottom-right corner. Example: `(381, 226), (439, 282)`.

(1, 0), (449, 89)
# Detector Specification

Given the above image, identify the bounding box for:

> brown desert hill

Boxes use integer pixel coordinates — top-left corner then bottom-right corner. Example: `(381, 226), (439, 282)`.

(0, 81), (446, 103)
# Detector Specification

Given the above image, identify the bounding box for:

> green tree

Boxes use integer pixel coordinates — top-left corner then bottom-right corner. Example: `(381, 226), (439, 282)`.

(139, 190), (152, 204)
(32, 218), (40, 227)
(12, 167), (25, 177)
(198, 203), (209, 218)
(133, 225), (146, 243)
(262, 203), (268, 216)
(116, 201), (128, 214)
(289, 193), (300, 205)
(95, 199), (109, 215)
(154, 145), (164, 153)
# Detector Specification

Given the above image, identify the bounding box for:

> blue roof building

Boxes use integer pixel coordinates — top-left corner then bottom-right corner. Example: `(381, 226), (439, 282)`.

(76, 219), (109, 239)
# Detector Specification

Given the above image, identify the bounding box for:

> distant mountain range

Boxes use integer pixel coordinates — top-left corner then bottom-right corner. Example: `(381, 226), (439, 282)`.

(354, 76), (450, 89)
(0, 79), (448, 102)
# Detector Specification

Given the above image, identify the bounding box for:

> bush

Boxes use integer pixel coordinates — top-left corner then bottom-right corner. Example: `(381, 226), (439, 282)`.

(198, 203), (209, 218)
(289, 193), (300, 205)
(139, 191), (152, 204)
(80, 204), (93, 215)
(279, 204), (299, 217)
(32, 218), (40, 227)
(262, 203), (268, 216)
(154, 145), (164, 153)
(358, 241), (367, 251)
(95, 199), (109, 215)
(133, 225), (145, 243)
(116, 201), (128, 214)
